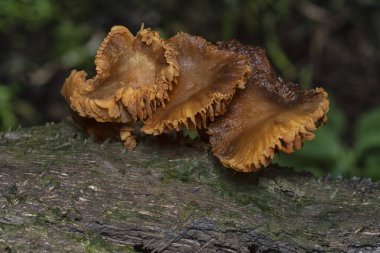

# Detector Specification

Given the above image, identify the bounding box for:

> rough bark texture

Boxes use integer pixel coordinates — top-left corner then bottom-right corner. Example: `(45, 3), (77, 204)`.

(0, 120), (379, 253)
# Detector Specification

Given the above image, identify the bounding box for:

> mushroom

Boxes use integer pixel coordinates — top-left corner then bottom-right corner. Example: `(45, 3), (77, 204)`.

(61, 25), (329, 168)
(61, 25), (179, 149)
(207, 40), (329, 172)
(141, 33), (251, 135)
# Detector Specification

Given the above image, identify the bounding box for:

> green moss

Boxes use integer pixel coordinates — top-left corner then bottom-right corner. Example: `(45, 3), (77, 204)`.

(129, 158), (156, 169)
(82, 230), (137, 253)
(33, 212), (48, 226)
(103, 208), (136, 222)
(3, 184), (27, 204)
(152, 155), (216, 184)
(177, 203), (214, 222)
(40, 176), (61, 189)
(0, 220), (21, 234)
(1, 221), (137, 253)
(7, 184), (18, 195)
(84, 231), (111, 252)
(89, 167), (101, 176)
(32, 206), (81, 226)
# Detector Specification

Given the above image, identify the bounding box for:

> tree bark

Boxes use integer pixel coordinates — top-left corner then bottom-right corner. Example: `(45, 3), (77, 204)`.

(0, 120), (379, 253)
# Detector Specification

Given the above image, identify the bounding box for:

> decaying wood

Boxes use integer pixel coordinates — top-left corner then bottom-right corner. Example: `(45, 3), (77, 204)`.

(0, 120), (379, 252)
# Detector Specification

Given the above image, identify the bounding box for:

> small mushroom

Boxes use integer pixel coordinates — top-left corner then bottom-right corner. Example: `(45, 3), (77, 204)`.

(207, 41), (329, 172)
(141, 33), (251, 135)
(61, 25), (179, 123)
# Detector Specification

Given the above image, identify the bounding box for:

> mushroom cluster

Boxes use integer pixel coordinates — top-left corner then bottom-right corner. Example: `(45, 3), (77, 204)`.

(62, 25), (329, 172)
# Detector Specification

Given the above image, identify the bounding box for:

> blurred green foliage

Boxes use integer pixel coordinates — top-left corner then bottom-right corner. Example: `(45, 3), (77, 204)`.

(0, 0), (56, 30)
(0, 85), (18, 129)
(0, 84), (40, 130)
(0, 0), (95, 129)
(0, 0), (379, 179)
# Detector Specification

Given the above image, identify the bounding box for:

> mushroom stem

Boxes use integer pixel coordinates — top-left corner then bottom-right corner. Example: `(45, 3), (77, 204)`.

(120, 125), (137, 150)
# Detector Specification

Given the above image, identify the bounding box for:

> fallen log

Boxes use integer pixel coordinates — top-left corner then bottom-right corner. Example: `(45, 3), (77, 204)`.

(0, 120), (379, 252)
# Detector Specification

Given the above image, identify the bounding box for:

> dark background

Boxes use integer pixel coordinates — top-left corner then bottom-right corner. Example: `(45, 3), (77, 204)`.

(1, 0), (379, 179)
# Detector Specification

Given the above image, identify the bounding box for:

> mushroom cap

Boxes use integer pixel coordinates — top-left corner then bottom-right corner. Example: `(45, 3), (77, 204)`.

(141, 33), (251, 135)
(208, 41), (329, 172)
(62, 70), (128, 123)
(61, 25), (179, 122)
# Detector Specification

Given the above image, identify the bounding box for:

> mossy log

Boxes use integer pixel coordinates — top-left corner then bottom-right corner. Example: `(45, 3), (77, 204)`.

(0, 120), (379, 253)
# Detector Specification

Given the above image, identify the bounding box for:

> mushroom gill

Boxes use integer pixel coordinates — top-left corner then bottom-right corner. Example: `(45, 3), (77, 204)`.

(61, 25), (179, 123)
(141, 33), (251, 135)
(208, 41), (329, 172)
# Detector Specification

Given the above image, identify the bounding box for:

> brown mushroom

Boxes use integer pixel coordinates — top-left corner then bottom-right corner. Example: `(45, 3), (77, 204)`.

(61, 25), (179, 122)
(141, 33), (251, 135)
(61, 25), (180, 149)
(207, 41), (329, 172)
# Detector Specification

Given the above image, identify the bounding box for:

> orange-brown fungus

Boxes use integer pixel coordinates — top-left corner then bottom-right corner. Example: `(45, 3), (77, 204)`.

(61, 25), (179, 122)
(141, 33), (251, 135)
(207, 41), (329, 172)
(62, 25), (329, 171)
